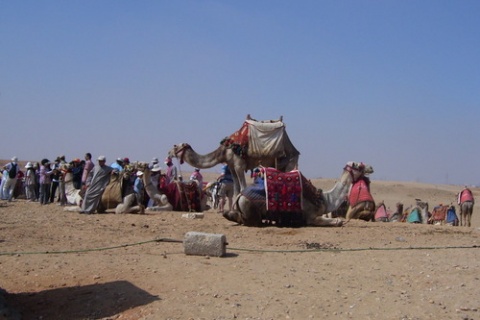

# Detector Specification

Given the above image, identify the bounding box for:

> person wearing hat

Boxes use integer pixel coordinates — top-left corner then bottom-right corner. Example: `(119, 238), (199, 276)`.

(149, 157), (159, 169)
(80, 155), (113, 214)
(147, 164), (162, 207)
(39, 159), (54, 205)
(110, 157), (124, 172)
(2, 157), (20, 201)
(164, 157), (178, 185)
(134, 171), (145, 206)
(190, 167), (203, 191)
(24, 162), (37, 202)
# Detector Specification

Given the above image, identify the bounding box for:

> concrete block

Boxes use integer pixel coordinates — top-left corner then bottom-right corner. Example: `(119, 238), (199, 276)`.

(184, 231), (227, 257)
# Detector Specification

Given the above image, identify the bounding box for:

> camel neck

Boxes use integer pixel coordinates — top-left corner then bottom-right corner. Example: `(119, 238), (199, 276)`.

(183, 147), (226, 169)
(323, 170), (352, 213)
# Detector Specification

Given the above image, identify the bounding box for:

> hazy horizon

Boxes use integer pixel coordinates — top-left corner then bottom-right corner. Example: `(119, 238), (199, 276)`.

(1, 1), (479, 186)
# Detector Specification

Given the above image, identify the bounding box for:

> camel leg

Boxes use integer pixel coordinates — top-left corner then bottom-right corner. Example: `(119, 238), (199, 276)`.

(346, 202), (375, 221)
(459, 206), (464, 226)
(346, 204), (362, 220)
(223, 195), (263, 227)
(309, 215), (344, 227)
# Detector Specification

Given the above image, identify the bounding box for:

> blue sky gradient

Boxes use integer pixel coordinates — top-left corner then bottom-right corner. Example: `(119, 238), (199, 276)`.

(1, 1), (479, 185)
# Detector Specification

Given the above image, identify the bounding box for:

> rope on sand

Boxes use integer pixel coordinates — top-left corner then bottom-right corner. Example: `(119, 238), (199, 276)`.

(0, 238), (478, 256)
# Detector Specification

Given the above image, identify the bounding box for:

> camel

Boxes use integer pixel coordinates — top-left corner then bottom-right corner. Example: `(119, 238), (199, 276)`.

(406, 199), (429, 223)
(222, 161), (373, 227)
(459, 201), (474, 227)
(168, 115), (300, 197)
(388, 202), (404, 222)
(374, 201), (390, 222)
(345, 176), (376, 222)
(63, 163), (146, 214)
(139, 163), (173, 212)
(203, 181), (221, 210)
(63, 170), (83, 207)
(458, 188), (474, 227)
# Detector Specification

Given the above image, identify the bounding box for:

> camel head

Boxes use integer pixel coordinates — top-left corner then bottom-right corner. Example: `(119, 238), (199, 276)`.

(168, 143), (192, 164)
(344, 161), (373, 182)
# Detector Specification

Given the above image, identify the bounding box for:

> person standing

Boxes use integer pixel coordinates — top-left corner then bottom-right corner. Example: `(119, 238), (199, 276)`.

(80, 155), (113, 214)
(164, 157), (178, 185)
(56, 155), (68, 205)
(110, 158), (124, 172)
(149, 157), (159, 169)
(24, 162), (37, 202)
(189, 168), (203, 189)
(71, 158), (83, 190)
(49, 158), (61, 203)
(81, 153), (94, 190)
(134, 171), (145, 206)
(2, 157), (20, 202)
(217, 164), (234, 214)
(39, 159), (54, 205)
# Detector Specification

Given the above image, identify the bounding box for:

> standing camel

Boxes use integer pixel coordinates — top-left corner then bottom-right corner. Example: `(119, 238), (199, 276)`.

(168, 115), (299, 197)
(458, 187), (474, 227)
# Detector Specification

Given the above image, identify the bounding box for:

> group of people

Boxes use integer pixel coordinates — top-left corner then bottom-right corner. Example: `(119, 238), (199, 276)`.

(1, 154), (214, 214)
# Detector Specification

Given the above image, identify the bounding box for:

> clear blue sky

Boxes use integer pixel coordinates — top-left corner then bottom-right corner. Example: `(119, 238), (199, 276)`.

(1, 1), (479, 185)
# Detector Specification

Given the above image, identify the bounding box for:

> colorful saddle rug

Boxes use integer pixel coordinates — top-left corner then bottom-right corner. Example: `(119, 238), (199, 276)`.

(264, 168), (302, 213)
(220, 121), (249, 158)
(431, 205), (448, 223)
(162, 181), (201, 212)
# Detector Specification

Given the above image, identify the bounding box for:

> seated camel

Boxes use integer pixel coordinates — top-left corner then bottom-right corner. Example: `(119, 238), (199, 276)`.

(345, 176), (375, 222)
(115, 193), (145, 214)
(64, 162), (149, 214)
(388, 202), (404, 222)
(136, 162), (173, 212)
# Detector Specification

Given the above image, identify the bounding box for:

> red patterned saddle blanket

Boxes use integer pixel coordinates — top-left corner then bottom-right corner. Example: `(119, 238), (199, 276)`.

(264, 168), (303, 213)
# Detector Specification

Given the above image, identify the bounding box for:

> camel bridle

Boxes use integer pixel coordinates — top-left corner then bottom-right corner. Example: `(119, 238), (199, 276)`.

(173, 143), (191, 165)
(344, 163), (365, 182)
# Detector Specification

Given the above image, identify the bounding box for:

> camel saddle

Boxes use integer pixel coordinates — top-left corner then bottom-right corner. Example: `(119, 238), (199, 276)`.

(221, 118), (299, 159)
(430, 205), (449, 224)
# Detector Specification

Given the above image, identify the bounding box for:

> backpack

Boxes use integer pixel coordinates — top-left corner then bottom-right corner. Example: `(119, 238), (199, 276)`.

(8, 163), (17, 179)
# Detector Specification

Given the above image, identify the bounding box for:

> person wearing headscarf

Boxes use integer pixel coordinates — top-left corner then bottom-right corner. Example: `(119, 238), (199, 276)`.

(80, 155), (113, 214)
(2, 157), (20, 201)
(24, 162), (37, 202)
(164, 157), (178, 185)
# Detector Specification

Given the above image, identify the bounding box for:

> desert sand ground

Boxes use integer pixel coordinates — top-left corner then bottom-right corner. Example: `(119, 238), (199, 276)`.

(1, 171), (480, 320)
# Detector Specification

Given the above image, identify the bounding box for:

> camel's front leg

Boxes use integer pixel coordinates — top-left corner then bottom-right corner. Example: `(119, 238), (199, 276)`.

(346, 202), (375, 221)
(308, 215), (344, 227)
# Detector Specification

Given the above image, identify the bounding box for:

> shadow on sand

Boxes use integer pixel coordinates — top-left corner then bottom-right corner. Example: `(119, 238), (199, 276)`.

(5, 280), (160, 319)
